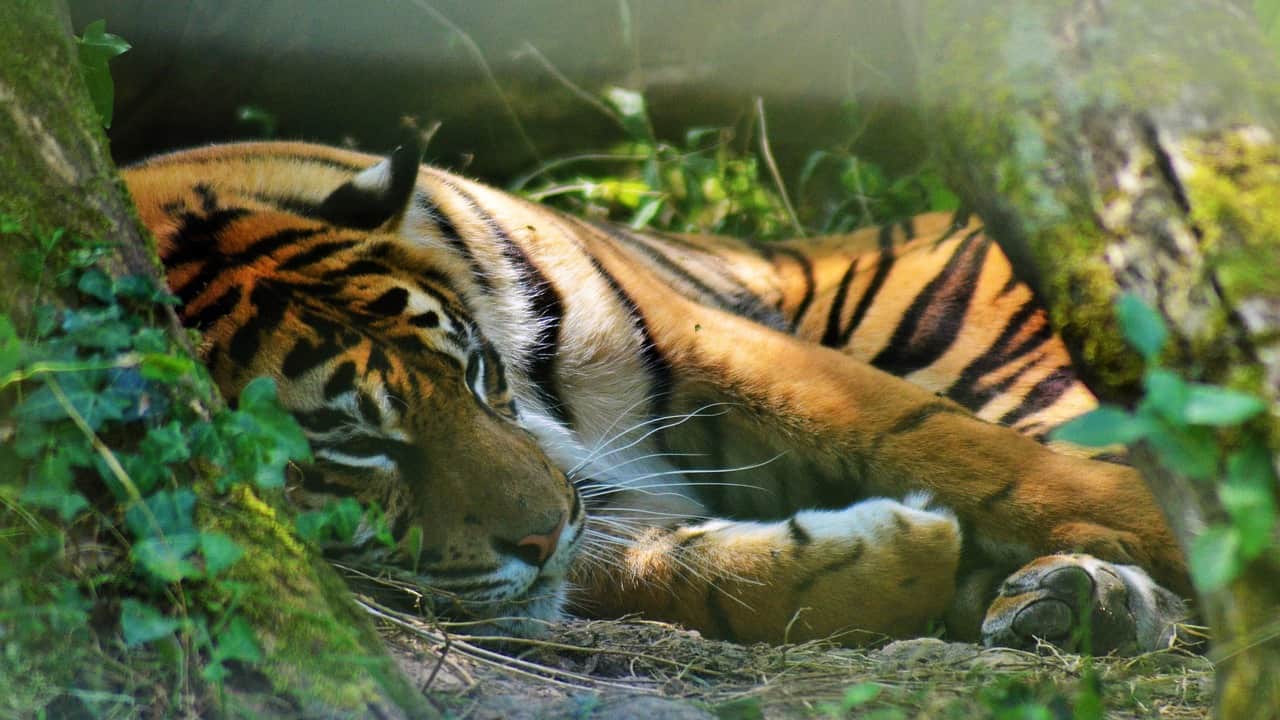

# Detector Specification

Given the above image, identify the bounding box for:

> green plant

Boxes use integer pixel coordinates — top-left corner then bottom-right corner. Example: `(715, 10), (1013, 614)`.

(513, 88), (955, 240)
(75, 20), (130, 129)
(0, 215), (321, 714)
(1052, 293), (1277, 591)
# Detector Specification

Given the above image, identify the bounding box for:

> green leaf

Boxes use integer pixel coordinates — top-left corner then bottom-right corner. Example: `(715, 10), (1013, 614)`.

(0, 314), (22, 379)
(76, 268), (114, 302)
(604, 86), (652, 141)
(132, 534), (202, 582)
(1049, 406), (1151, 447)
(21, 451), (89, 521)
(1221, 445), (1277, 559)
(200, 532), (243, 577)
(213, 615), (261, 664)
(1189, 526), (1243, 591)
(140, 353), (197, 383)
(1115, 293), (1167, 361)
(1145, 424), (1221, 482)
(126, 489), (197, 539)
(140, 421), (191, 465)
(629, 196), (665, 230)
(120, 599), (179, 648)
(713, 697), (764, 720)
(1141, 369), (1189, 422)
(1182, 385), (1266, 426)
(840, 682), (882, 708)
(76, 20), (130, 128)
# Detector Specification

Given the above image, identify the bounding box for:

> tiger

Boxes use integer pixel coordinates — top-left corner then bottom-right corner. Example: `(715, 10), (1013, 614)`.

(122, 139), (1192, 654)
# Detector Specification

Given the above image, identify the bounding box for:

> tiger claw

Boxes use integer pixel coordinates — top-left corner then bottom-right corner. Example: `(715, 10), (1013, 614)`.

(981, 554), (1189, 655)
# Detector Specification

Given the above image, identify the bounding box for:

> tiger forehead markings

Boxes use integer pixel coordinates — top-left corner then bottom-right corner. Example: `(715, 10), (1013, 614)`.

(124, 140), (1190, 652)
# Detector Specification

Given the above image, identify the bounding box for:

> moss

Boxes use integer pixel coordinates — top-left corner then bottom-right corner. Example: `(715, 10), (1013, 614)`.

(1183, 131), (1280, 303)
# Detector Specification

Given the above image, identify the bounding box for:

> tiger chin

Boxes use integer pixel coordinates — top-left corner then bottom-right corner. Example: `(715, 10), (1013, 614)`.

(123, 139), (1192, 654)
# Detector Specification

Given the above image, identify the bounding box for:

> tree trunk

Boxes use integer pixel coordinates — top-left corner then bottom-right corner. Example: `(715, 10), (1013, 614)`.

(0, 2), (432, 716)
(914, 1), (1280, 717)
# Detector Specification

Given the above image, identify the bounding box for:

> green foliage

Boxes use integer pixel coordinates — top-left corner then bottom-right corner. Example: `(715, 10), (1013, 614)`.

(816, 682), (904, 719)
(1051, 293), (1277, 591)
(514, 89), (955, 239)
(0, 237), (311, 713)
(75, 20), (130, 128)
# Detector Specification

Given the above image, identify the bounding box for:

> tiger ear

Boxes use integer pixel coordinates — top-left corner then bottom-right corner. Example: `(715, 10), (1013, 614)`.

(315, 142), (421, 230)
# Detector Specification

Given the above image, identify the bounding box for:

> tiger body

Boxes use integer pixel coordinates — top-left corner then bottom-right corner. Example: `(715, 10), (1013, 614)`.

(124, 141), (1189, 650)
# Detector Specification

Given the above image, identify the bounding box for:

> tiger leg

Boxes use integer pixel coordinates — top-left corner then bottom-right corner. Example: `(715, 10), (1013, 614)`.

(573, 495), (960, 644)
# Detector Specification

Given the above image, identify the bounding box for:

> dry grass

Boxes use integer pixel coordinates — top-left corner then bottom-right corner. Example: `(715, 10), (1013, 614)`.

(358, 596), (1214, 719)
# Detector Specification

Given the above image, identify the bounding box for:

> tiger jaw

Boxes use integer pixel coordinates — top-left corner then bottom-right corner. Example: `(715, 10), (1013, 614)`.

(408, 510), (585, 634)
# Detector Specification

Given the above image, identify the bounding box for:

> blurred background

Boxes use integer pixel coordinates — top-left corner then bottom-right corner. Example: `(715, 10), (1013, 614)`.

(68, 0), (929, 182)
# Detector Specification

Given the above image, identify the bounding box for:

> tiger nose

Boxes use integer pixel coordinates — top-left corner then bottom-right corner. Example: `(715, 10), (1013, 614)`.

(504, 515), (567, 567)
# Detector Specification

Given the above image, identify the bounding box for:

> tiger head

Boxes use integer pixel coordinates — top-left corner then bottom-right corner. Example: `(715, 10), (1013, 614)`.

(124, 142), (585, 635)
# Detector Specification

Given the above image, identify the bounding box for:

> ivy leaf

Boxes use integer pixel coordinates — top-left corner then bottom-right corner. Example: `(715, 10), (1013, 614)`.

(1115, 293), (1167, 361)
(1182, 385), (1266, 426)
(132, 534), (202, 582)
(213, 615), (261, 664)
(125, 489), (197, 539)
(1189, 526), (1242, 591)
(140, 421), (191, 465)
(21, 451), (89, 521)
(120, 599), (180, 648)
(76, 20), (131, 128)
(1049, 406), (1152, 447)
(76, 267), (114, 302)
(200, 532), (243, 577)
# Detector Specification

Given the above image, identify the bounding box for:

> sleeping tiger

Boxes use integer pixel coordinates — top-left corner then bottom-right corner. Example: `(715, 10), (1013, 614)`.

(123, 140), (1191, 654)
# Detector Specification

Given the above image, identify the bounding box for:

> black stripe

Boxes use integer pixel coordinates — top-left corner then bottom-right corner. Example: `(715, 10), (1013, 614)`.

(171, 226), (321, 306)
(227, 283), (289, 366)
(278, 240), (359, 271)
(883, 401), (968, 437)
(787, 517), (812, 546)
(365, 287), (410, 316)
(820, 257), (859, 347)
(321, 260), (389, 279)
(184, 284), (241, 331)
(319, 434), (424, 470)
(419, 183), (494, 293)
(998, 366), (1077, 426)
(323, 361), (357, 397)
(944, 299), (1053, 412)
(772, 247), (816, 333)
(602, 225), (731, 302)
(585, 255), (675, 420)
(797, 539), (865, 593)
(448, 183), (572, 427)
(824, 225), (899, 348)
(298, 466), (354, 495)
(870, 230), (989, 376)
(283, 336), (343, 380)
(295, 407), (351, 433)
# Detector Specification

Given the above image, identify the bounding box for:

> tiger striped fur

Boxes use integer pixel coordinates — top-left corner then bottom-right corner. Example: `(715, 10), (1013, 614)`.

(123, 141), (1190, 653)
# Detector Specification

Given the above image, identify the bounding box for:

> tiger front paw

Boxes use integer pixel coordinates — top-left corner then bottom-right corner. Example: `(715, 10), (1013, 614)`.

(980, 554), (1189, 655)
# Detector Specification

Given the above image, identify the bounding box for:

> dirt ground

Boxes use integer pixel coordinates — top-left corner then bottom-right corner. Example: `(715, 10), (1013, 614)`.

(366, 599), (1214, 719)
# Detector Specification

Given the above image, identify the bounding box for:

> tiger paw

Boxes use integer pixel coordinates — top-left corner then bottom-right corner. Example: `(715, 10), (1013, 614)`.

(980, 554), (1189, 655)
